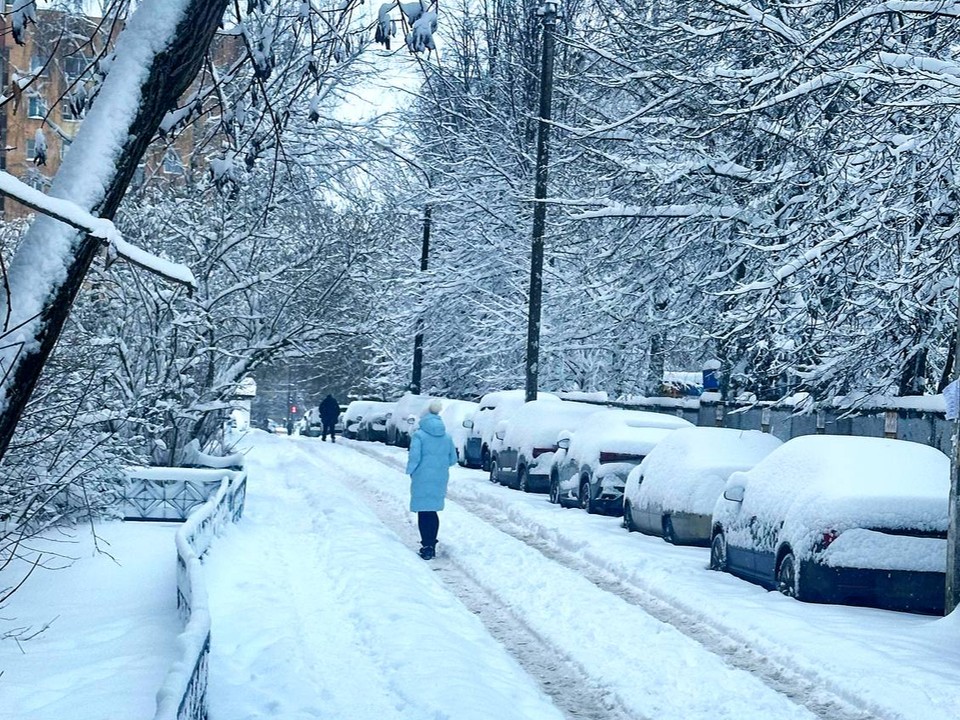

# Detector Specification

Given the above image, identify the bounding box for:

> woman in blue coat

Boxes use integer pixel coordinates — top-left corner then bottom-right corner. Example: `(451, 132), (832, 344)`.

(406, 400), (458, 559)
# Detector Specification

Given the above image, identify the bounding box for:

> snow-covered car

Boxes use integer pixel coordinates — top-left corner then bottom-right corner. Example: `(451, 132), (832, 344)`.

(299, 404), (347, 438)
(461, 389), (559, 469)
(385, 394), (441, 447)
(551, 409), (691, 515)
(709, 435), (949, 615)
(342, 400), (393, 440)
(623, 427), (782, 545)
(439, 399), (480, 462)
(356, 402), (396, 442)
(490, 399), (601, 492)
(299, 406), (323, 437)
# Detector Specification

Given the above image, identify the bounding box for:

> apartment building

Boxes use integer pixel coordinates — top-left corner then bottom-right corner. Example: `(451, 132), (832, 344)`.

(0, 8), (240, 218)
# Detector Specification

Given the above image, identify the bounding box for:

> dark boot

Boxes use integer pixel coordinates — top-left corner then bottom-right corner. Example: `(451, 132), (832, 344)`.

(419, 545), (435, 560)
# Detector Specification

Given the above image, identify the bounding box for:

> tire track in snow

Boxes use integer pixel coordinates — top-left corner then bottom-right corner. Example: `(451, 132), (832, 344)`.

(347, 443), (885, 720)
(337, 452), (642, 720)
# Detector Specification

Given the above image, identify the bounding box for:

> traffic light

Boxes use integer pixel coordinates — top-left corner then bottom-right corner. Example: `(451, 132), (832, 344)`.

(290, 404), (297, 414)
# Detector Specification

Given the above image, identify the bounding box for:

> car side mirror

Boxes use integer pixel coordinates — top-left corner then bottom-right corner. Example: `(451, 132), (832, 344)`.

(495, 430), (505, 440)
(557, 437), (570, 450)
(462, 419), (474, 429)
(723, 485), (745, 503)
(406, 415), (416, 425)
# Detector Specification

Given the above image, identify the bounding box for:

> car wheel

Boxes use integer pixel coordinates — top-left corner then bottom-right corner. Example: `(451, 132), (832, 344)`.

(624, 500), (638, 532)
(580, 479), (595, 514)
(662, 515), (677, 544)
(709, 532), (727, 571)
(777, 552), (798, 598)
(489, 460), (499, 484)
(481, 449), (490, 473)
(549, 476), (560, 505)
(518, 467), (530, 493)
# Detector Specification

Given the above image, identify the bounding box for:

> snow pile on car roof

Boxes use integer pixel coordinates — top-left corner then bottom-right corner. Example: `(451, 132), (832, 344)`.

(728, 435), (949, 562)
(567, 409), (692, 467)
(501, 399), (600, 457)
(637, 427), (782, 515)
(472, 390), (560, 445)
(343, 400), (394, 423)
(440, 399), (479, 454)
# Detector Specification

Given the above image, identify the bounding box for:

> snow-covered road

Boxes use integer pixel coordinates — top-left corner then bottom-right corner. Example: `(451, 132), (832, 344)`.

(204, 432), (960, 720)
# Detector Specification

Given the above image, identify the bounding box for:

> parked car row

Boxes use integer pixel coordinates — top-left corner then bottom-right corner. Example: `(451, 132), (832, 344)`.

(342, 400), (394, 442)
(330, 390), (952, 616)
(339, 395), (478, 448)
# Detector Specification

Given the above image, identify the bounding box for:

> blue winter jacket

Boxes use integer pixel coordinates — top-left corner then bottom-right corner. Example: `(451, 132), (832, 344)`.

(407, 413), (458, 512)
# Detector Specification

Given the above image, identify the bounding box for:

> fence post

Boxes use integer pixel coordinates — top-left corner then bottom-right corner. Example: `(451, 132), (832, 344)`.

(884, 410), (898, 439)
(761, 407), (771, 433)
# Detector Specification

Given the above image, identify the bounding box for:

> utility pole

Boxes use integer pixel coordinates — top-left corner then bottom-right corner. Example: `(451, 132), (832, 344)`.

(286, 365), (294, 435)
(410, 204), (432, 394)
(525, 1), (560, 403)
(946, 281), (960, 613)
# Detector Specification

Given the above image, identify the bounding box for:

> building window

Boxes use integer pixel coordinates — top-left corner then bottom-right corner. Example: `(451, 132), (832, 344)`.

(30, 53), (49, 77)
(28, 95), (46, 119)
(61, 98), (79, 121)
(63, 54), (87, 81)
(26, 134), (50, 166)
(162, 148), (184, 175)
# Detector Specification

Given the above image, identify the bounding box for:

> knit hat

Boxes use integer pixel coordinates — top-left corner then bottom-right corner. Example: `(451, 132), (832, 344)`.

(428, 399), (443, 414)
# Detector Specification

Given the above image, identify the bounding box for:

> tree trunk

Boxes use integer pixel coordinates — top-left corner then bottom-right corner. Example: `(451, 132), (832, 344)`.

(0, 0), (229, 464)
(898, 345), (928, 397)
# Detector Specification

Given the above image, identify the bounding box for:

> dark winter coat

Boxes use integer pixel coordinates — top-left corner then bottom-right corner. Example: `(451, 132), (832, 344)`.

(406, 413), (458, 512)
(319, 395), (340, 424)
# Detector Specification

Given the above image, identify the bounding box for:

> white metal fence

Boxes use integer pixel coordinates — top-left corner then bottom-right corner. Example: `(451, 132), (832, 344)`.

(148, 468), (246, 720)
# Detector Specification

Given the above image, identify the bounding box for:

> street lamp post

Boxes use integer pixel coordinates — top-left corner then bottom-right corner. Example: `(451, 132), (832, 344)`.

(525, 1), (560, 403)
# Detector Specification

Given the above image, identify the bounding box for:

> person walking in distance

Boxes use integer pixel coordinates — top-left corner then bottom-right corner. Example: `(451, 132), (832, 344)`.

(406, 400), (457, 560)
(318, 393), (340, 442)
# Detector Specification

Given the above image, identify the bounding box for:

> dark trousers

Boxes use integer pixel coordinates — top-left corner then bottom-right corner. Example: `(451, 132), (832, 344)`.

(321, 422), (336, 441)
(418, 511), (439, 548)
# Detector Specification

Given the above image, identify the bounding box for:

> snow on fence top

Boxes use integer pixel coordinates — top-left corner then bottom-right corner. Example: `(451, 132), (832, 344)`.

(153, 469), (246, 720)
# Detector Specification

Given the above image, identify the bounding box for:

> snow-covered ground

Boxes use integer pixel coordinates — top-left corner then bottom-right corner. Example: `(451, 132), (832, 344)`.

(0, 522), (180, 719)
(3, 430), (960, 719)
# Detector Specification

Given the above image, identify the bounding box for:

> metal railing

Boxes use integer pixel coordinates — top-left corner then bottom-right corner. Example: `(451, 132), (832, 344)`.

(120, 467), (240, 521)
(153, 469), (246, 720)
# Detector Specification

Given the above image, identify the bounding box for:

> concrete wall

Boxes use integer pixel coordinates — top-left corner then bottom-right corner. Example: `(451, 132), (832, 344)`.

(617, 398), (954, 455)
